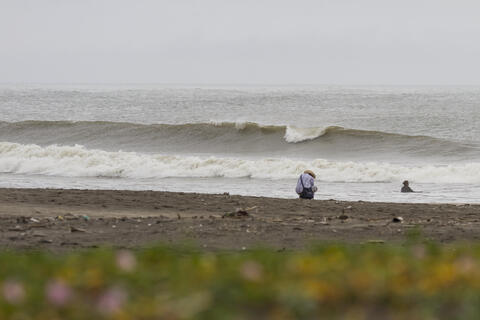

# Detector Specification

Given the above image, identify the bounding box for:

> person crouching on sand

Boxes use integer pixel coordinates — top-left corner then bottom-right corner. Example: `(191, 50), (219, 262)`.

(296, 170), (318, 199)
(401, 180), (414, 193)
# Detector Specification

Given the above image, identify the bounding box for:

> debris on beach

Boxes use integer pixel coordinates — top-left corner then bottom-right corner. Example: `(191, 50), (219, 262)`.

(341, 206), (353, 215)
(319, 217), (329, 225)
(64, 213), (78, 220)
(223, 206), (257, 218)
(223, 208), (248, 218)
(70, 226), (87, 233)
(32, 232), (46, 237)
(16, 217), (28, 224)
(392, 217), (404, 223)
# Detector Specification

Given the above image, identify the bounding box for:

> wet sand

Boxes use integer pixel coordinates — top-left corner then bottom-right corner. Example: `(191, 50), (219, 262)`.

(1, 188), (479, 252)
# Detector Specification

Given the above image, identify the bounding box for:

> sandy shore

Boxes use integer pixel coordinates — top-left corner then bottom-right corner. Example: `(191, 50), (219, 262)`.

(1, 188), (479, 251)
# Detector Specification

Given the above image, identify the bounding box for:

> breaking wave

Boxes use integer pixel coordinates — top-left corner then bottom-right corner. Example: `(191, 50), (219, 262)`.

(0, 119), (336, 142)
(1, 142), (480, 183)
(0, 120), (477, 160)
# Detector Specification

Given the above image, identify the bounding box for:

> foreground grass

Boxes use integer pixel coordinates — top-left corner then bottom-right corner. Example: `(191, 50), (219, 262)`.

(1, 242), (480, 319)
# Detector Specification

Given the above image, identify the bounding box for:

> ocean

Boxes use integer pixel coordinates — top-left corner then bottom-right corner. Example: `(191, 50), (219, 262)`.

(1, 84), (480, 203)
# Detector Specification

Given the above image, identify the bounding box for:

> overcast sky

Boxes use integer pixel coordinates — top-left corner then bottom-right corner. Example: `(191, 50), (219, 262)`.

(1, 0), (480, 85)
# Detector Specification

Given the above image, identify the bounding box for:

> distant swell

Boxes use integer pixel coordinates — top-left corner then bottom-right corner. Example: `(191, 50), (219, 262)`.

(2, 142), (480, 183)
(0, 120), (477, 160)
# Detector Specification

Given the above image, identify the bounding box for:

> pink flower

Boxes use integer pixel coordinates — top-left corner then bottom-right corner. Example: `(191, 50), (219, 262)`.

(411, 245), (426, 259)
(46, 280), (72, 306)
(455, 256), (476, 274)
(116, 250), (137, 272)
(240, 261), (263, 282)
(97, 287), (127, 314)
(2, 280), (25, 304)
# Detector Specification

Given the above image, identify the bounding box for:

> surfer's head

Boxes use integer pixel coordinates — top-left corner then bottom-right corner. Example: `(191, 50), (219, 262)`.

(403, 180), (409, 186)
(304, 170), (316, 179)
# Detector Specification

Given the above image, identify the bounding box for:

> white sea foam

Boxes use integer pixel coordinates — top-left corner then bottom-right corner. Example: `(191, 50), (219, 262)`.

(284, 126), (330, 143)
(1, 142), (480, 183)
(209, 120), (249, 130)
(211, 121), (334, 142)
(234, 121), (248, 130)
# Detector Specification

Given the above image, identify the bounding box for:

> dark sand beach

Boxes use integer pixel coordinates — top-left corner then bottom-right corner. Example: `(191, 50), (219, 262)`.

(1, 188), (479, 252)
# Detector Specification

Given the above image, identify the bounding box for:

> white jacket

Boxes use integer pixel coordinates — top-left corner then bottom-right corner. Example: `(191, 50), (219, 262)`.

(295, 173), (315, 194)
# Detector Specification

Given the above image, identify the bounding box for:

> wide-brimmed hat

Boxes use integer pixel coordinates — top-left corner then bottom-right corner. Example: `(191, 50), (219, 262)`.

(304, 170), (316, 178)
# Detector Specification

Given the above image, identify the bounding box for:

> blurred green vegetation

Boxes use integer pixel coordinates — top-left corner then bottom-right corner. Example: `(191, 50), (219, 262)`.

(1, 242), (480, 319)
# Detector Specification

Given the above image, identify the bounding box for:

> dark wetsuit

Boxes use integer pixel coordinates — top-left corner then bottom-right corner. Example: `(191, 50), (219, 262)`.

(401, 186), (414, 193)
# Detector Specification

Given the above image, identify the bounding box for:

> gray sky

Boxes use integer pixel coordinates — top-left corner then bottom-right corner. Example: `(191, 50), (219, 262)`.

(2, 0), (480, 85)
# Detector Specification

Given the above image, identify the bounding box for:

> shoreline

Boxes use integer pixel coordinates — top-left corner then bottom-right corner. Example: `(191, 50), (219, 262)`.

(1, 187), (480, 251)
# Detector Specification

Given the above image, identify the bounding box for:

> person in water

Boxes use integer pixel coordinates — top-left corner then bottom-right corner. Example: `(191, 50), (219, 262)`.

(401, 180), (414, 193)
(296, 170), (318, 199)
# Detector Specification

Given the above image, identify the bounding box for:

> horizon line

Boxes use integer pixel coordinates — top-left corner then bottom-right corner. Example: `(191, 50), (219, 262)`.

(2, 82), (480, 87)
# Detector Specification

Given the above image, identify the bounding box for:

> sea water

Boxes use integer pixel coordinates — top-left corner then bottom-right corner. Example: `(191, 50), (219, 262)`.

(1, 84), (480, 203)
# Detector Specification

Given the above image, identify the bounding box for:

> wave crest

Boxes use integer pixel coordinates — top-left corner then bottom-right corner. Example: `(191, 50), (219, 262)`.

(0, 120), (476, 160)
(284, 126), (343, 142)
